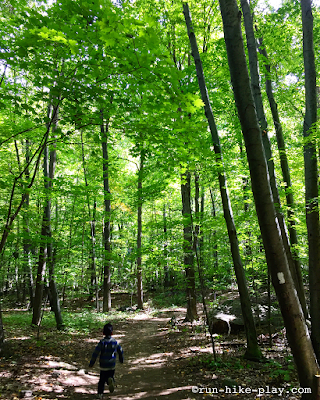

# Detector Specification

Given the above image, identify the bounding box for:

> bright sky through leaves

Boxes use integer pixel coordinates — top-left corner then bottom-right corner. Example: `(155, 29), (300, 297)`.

(265, 0), (320, 9)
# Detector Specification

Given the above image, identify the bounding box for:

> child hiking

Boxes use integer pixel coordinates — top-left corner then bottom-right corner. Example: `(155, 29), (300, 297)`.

(89, 323), (124, 399)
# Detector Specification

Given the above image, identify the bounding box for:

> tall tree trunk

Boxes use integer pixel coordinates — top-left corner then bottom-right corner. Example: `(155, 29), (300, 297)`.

(101, 111), (112, 312)
(258, 37), (307, 316)
(48, 248), (64, 330)
(32, 142), (50, 326)
(209, 189), (218, 269)
(301, 0), (320, 363)
(80, 131), (98, 307)
(163, 205), (169, 288)
(241, 0), (308, 319)
(32, 102), (63, 329)
(183, 2), (261, 360)
(0, 302), (4, 354)
(219, 0), (319, 393)
(199, 187), (205, 268)
(194, 176), (205, 267)
(137, 152), (144, 310)
(181, 170), (198, 322)
(23, 139), (34, 310)
(47, 133), (64, 330)
(90, 201), (98, 307)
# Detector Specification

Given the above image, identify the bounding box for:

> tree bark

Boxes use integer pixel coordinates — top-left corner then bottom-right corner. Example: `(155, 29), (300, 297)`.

(23, 139), (34, 310)
(183, 2), (261, 359)
(258, 37), (306, 309)
(219, 0), (319, 393)
(0, 302), (4, 354)
(209, 189), (218, 269)
(101, 111), (112, 312)
(137, 151), (144, 310)
(301, 0), (320, 363)
(32, 102), (64, 329)
(90, 201), (98, 307)
(80, 131), (98, 307)
(163, 205), (169, 288)
(181, 170), (198, 322)
(241, 0), (308, 319)
(47, 134), (64, 330)
(32, 142), (50, 326)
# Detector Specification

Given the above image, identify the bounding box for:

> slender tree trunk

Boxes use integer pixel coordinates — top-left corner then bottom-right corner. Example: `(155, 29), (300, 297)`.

(258, 37), (307, 316)
(194, 173), (200, 239)
(199, 187), (205, 268)
(257, 41), (295, 240)
(32, 142), (50, 326)
(80, 131), (98, 306)
(90, 201), (98, 307)
(47, 135), (64, 330)
(301, 0), (320, 363)
(137, 152), (144, 310)
(22, 139), (34, 309)
(181, 170), (198, 322)
(0, 302), (4, 354)
(163, 205), (169, 288)
(183, 2), (261, 359)
(32, 102), (63, 329)
(32, 103), (56, 326)
(48, 251), (64, 330)
(194, 176), (205, 267)
(209, 189), (218, 269)
(241, 0), (308, 319)
(219, 0), (319, 393)
(101, 111), (112, 312)
(240, 143), (252, 266)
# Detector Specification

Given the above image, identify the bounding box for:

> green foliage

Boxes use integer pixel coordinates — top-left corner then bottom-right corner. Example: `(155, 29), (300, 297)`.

(266, 358), (296, 383)
(150, 290), (187, 308)
(190, 354), (245, 371)
(0, 0), (318, 335)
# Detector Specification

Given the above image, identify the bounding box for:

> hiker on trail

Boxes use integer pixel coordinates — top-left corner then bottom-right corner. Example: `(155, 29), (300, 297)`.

(89, 322), (124, 399)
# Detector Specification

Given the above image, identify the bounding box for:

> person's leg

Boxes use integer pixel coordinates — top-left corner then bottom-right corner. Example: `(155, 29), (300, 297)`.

(107, 370), (115, 393)
(98, 371), (108, 395)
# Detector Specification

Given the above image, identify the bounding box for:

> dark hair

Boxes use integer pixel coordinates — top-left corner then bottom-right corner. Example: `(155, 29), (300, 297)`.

(103, 323), (113, 336)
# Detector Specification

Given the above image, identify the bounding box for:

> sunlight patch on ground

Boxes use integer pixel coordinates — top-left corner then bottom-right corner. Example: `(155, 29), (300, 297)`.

(189, 346), (211, 354)
(157, 385), (193, 396)
(130, 313), (155, 320)
(157, 307), (187, 313)
(0, 371), (12, 378)
(44, 360), (78, 370)
(111, 385), (193, 399)
(84, 338), (101, 343)
(8, 336), (31, 340)
(129, 351), (172, 370)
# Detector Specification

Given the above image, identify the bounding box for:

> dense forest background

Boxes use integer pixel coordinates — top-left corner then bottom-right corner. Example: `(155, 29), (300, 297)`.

(1, 0), (320, 393)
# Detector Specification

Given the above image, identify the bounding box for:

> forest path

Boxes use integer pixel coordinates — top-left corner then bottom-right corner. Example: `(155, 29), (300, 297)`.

(1, 304), (301, 400)
(95, 312), (194, 400)
(42, 310), (196, 400)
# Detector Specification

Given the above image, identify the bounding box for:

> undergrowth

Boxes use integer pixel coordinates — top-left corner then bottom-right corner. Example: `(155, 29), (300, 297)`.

(188, 353), (297, 385)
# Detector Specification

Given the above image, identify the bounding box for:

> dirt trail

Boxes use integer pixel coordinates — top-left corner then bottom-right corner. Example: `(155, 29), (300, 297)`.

(1, 307), (301, 400)
(63, 311), (195, 400)
(1, 310), (197, 400)
(101, 313), (194, 400)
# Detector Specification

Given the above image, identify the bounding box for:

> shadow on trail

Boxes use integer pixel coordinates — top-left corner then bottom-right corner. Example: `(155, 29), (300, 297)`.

(101, 315), (194, 400)
(1, 311), (197, 400)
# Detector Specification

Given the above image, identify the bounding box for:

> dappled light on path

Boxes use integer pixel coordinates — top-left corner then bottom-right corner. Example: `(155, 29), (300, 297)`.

(129, 351), (174, 369)
(1, 310), (198, 399)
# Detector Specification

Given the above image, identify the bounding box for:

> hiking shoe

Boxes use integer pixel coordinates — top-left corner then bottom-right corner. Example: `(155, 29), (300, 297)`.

(98, 395), (103, 399)
(108, 377), (115, 393)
